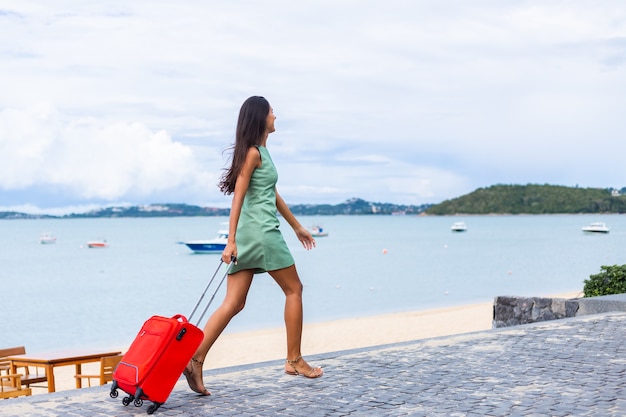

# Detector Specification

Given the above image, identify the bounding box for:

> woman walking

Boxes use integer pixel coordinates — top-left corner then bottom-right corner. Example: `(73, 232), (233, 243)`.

(183, 96), (323, 396)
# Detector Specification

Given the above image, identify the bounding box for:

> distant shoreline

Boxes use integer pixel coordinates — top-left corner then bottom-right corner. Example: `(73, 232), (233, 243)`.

(0, 198), (430, 219)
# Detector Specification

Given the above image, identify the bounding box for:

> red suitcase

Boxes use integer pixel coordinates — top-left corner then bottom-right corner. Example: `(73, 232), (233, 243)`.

(110, 259), (231, 414)
(111, 315), (203, 413)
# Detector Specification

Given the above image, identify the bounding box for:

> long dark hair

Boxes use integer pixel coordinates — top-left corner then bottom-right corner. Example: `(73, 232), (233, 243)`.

(218, 96), (270, 194)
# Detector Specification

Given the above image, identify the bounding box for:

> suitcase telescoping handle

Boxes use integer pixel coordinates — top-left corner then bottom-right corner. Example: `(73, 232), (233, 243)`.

(189, 256), (236, 327)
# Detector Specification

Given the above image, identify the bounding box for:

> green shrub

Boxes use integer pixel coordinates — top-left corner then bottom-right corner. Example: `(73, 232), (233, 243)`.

(583, 265), (626, 297)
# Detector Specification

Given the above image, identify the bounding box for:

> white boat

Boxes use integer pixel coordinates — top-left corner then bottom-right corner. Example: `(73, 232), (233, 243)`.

(183, 226), (228, 254)
(309, 226), (328, 237)
(582, 222), (610, 233)
(451, 222), (468, 232)
(40, 232), (56, 244)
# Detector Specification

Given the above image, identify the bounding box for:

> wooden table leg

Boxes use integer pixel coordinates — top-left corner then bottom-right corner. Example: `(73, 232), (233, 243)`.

(8, 363), (18, 388)
(46, 365), (55, 393)
(75, 364), (82, 389)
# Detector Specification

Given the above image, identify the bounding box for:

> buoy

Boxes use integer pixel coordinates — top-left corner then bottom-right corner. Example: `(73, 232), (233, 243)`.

(382, 248), (388, 254)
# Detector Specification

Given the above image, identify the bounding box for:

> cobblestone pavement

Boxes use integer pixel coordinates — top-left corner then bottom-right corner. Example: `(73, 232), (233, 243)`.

(2, 312), (626, 416)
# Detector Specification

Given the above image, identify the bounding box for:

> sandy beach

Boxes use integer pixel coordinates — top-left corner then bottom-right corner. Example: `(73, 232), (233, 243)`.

(26, 291), (581, 395)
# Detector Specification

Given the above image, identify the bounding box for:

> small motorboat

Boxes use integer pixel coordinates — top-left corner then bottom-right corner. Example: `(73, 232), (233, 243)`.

(451, 222), (468, 232)
(582, 222), (610, 233)
(40, 232), (57, 244)
(309, 226), (328, 237)
(87, 240), (108, 248)
(182, 226), (228, 254)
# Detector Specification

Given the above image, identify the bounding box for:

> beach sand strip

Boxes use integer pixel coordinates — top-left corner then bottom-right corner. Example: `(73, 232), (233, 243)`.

(28, 291), (580, 394)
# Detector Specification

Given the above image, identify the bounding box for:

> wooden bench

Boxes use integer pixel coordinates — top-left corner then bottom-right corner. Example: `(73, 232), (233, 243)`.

(0, 347), (47, 388)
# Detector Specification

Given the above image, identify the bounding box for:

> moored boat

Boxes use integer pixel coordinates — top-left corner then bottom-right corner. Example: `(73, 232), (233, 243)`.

(182, 226), (228, 254)
(451, 222), (468, 232)
(40, 232), (57, 244)
(582, 222), (610, 233)
(309, 226), (328, 237)
(87, 240), (108, 248)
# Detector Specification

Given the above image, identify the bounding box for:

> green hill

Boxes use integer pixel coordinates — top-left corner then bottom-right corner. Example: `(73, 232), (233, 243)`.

(426, 184), (626, 215)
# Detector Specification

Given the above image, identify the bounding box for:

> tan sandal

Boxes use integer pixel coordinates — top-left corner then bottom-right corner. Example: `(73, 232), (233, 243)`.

(285, 356), (323, 378)
(183, 358), (211, 395)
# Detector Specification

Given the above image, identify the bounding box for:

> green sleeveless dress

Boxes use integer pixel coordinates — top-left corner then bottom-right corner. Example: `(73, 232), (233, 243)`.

(229, 146), (295, 274)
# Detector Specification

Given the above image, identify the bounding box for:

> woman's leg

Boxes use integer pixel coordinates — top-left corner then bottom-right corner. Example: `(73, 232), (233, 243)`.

(269, 264), (322, 378)
(184, 269), (254, 394)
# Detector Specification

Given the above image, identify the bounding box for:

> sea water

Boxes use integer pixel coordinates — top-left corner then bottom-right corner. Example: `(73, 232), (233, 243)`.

(1, 214), (625, 352)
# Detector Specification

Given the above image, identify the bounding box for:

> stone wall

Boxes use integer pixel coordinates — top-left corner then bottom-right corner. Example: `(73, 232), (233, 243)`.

(492, 296), (579, 328)
(493, 293), (626, 328)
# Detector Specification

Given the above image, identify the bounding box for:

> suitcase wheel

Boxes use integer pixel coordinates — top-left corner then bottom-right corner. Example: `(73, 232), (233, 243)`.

(110, 381), (119, 398)
(147, 403), (161, 414)
(122, 396), (133, 406)
(134, 398), (144, 407)
(109, 380), (119, 398)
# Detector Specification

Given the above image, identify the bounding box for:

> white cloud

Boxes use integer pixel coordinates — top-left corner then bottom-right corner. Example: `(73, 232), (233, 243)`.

(0, 104), (216, 202)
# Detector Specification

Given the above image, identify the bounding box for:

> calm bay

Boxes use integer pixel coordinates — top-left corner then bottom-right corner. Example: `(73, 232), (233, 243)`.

(1, 214), (624, 352)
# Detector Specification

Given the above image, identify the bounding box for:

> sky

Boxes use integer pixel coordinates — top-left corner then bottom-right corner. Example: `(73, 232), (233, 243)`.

(1, 1), (626, 214)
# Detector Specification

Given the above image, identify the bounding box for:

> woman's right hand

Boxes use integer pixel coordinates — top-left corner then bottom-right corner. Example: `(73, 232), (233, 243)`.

(222, 243), (237, 264)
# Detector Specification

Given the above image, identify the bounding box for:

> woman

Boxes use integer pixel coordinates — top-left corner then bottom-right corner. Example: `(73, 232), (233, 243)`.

(183, 96), (323, 396)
